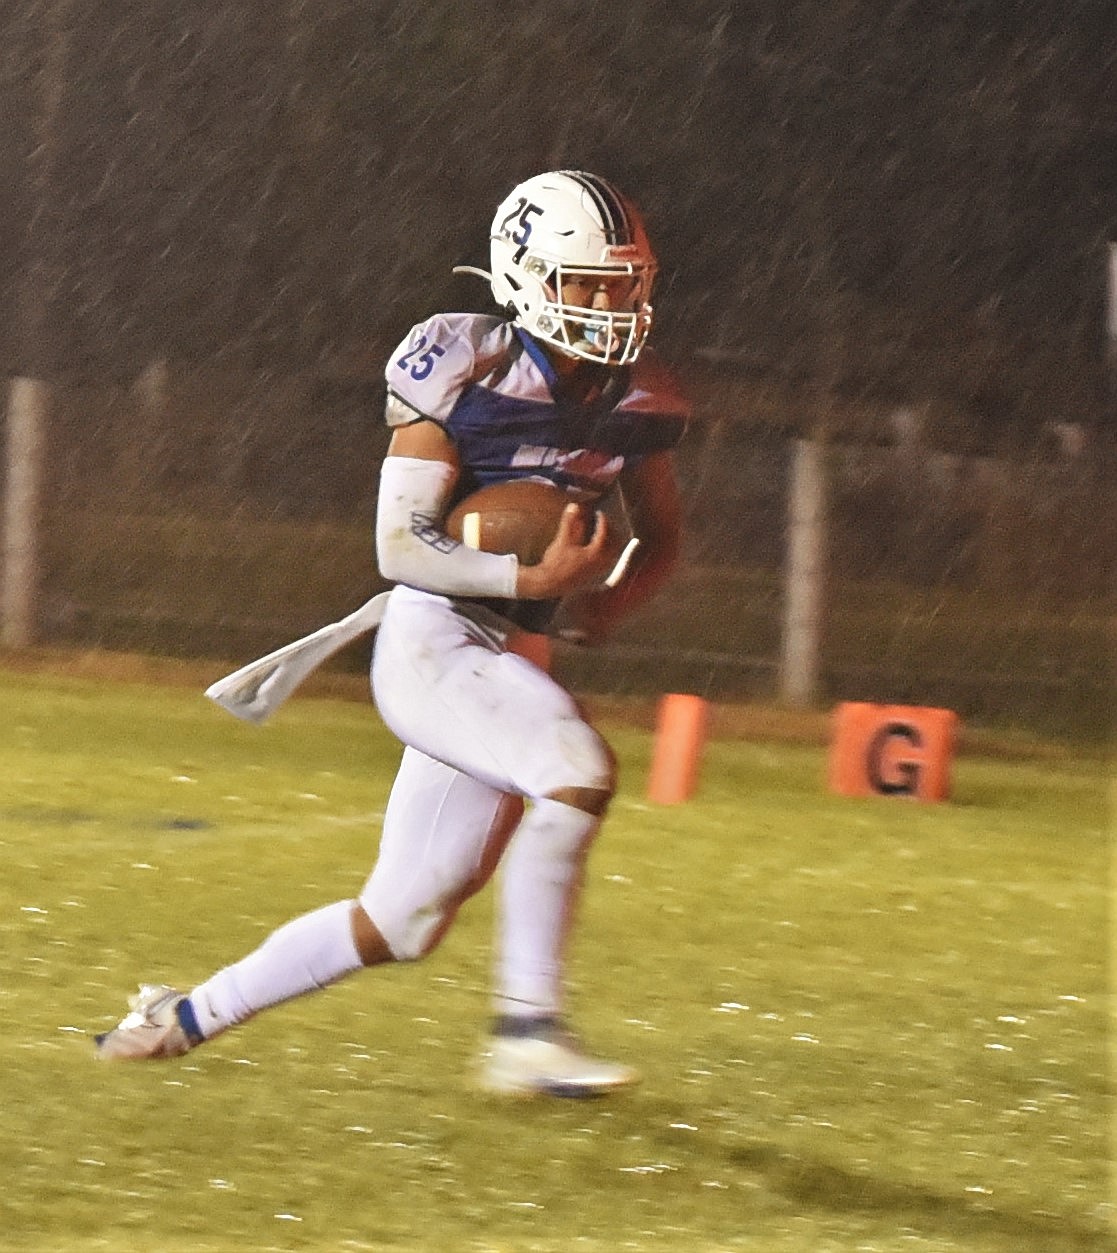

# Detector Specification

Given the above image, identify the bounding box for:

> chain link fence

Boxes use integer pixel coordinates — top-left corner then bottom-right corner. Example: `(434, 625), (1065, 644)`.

(27, 362), (1113, 743)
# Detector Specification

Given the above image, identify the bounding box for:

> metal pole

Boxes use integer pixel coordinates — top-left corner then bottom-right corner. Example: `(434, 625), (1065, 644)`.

(1107, 241), (1117, 403)
(2, 376), (47, 648)
(1107, 238), (1117, 1242)
(781, 436), (827, 706)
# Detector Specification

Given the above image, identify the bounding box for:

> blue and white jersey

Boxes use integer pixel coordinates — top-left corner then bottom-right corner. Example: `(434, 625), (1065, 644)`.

(385, 313), (689, 510)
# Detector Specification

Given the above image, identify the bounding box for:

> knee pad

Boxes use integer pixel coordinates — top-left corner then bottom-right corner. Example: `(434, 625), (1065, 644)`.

(364, 898), (452, 963)
(534, 717), (616, 799)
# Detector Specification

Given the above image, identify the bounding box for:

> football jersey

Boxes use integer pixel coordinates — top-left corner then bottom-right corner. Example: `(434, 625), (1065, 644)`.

(383, 312), (690, 629)
(385, 313), (689, 506)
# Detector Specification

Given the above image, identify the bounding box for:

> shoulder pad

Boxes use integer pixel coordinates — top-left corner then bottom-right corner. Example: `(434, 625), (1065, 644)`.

(385, 313), (507, 425)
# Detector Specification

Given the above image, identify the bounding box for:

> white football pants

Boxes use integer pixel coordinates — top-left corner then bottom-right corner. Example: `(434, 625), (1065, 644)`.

(360, 586), (615, 1017)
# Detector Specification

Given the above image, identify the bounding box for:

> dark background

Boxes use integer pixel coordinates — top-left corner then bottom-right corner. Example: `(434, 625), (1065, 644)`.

(3, 1), (1114, 431)
(0, 1), (1113, 737)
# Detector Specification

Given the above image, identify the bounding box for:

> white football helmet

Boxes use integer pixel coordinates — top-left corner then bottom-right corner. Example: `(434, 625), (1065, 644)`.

(478, 170), (657, 366)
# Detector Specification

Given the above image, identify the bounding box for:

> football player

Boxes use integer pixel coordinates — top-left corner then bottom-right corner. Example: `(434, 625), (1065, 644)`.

(96, 170), (691, 1098)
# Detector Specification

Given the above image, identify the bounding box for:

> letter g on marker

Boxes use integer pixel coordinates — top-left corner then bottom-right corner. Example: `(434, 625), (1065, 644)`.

(865, 721), (923, 796)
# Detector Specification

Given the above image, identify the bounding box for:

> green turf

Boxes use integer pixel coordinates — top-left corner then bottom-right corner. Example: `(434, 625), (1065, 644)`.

(0, 667), (1111, 1252)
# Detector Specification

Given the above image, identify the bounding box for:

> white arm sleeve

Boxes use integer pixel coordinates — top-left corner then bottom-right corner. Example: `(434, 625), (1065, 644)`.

(375, 455), (519, 598)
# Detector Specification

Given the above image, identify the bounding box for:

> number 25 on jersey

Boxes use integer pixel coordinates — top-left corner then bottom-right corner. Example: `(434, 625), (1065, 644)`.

(396, 335), (446, 381)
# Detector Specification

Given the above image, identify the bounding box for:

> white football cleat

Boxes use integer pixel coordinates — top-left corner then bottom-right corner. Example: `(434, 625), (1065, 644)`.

(478, 1021), (639, 1098)
(95, 984), (199, 1061)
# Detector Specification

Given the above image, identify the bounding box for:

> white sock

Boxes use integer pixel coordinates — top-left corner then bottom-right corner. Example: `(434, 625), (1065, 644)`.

(494, 799), (600, 1020)
(188, 899), (363, 1039)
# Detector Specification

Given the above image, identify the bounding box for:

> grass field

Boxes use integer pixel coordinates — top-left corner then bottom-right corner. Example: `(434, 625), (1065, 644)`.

(0, 660), (1111, 1252)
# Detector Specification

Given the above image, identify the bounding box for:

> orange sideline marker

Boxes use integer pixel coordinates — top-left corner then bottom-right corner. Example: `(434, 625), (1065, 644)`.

(648, 693), (709, 804)
(829, 701), (958, 802)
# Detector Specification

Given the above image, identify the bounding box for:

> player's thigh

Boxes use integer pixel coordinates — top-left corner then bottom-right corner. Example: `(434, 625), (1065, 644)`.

(375, 617), (611, 798)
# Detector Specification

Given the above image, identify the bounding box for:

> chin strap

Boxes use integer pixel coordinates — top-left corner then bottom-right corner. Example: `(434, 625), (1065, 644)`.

(451, 265), (493, 282)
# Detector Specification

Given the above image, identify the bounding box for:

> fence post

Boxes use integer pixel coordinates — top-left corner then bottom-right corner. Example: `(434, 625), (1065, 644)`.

(780, 436), (827, 706)
(2, 376), (48, 648)
(1107, 240), (1117, 405)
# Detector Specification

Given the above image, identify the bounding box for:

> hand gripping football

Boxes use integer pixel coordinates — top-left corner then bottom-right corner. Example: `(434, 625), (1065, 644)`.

(445, 479), (588, 566)
(444, 478), (640, 586)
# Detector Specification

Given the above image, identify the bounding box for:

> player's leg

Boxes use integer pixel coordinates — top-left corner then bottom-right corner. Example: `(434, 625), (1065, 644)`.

(360, 708), (631, 1097)
(95, 742), (520, 1060)
(481, 752), (640, 1097)
(95, 898), (370, 1060)
(188, 749), (521, 1033)
(359, 745), (523, 961)
(373, 593), (634, 1094)
(370, 692), (627, 1093)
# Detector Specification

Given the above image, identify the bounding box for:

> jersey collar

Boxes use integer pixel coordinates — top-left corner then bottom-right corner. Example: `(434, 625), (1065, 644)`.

(514, 326), (560, 389)
(514, 326), (628, 410)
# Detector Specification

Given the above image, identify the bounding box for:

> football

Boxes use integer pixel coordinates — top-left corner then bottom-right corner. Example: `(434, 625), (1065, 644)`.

(444, 479), (593, 566)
